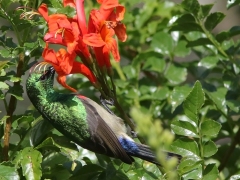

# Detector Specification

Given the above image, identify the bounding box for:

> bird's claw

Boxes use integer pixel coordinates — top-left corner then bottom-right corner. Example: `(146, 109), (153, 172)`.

(100, 95), (115, 115)
(131, 131), (138, 138)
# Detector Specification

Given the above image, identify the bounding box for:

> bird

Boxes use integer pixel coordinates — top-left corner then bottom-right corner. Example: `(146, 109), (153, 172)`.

(26, 65), (180, 165)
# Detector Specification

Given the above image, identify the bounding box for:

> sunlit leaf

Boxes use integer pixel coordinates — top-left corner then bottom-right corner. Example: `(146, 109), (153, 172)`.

(21, 147), (42, 180)
(201, 119), (221, 137)
(203, 140), (218, 157)
(202, 164), (219, 180)
(183, 81), (205, 124)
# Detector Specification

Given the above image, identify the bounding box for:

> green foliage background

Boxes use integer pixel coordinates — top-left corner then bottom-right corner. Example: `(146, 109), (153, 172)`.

(1, 0), (240, 179)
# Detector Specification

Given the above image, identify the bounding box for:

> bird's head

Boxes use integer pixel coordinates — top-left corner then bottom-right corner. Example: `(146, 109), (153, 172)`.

(26, 64), (55, 98)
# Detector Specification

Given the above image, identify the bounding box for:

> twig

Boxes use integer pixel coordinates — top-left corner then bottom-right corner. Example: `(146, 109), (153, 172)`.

(2, 52), (25, 161)
(218, 128), (240, 171)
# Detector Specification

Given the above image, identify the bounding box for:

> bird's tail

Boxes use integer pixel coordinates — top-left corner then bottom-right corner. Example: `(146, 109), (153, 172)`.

(129, 143), (181, 165)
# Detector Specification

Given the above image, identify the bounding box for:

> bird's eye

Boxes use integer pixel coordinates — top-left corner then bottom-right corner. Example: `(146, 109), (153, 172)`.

(39, 74), (46, 81)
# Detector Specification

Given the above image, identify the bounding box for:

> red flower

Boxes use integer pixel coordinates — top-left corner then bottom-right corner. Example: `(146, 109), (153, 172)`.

(38, 3), (90, 58)
(42, 44), (96, 92)
(83, 23), (120, 68)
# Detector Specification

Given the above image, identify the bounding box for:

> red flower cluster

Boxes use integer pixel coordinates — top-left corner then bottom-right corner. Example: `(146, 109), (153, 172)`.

(38, 0), (127, 92)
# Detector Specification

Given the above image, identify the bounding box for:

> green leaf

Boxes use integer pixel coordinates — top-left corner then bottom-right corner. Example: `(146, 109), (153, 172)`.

(36, 136), (78, 160)
(183, 81), (205, 125)
(181, 0), (200, 16)
(204, 12), (225, 31)
(227, 0), (240, 9)
(201, 119), (221, 137)
(230, 175), (240, 180)
(178, 157), (202, 175)
(216, 26), (240, 42)
(200, 4), (214, 18)
(203, 140), (218, 157)
(150, 32), (174, 55)
(152, 87), (169, 100)
(170, 85), (192, 112)
(205, 88), (228, 115)
(186, 38), (212, 47)
(170, 23), (202, 32)
(170, 138), (200, 158)
(30, 118), (54, 146)
(21, 147), (42, 180)
(0, 82), (9, 90)
(165, 64), (187, 85)
(70, 164), (104, 180)
(182, 164), (202, 179)
(0, 164), (20, 180)
(7, 84), (23, 100)
(198, 56), (219, 69)
(0, 61), (9, 71)
(202, 164), (219, 180)
(174, 41), (191, 57)
(142, 57), (166, 73)
(171, 120), (198, 137)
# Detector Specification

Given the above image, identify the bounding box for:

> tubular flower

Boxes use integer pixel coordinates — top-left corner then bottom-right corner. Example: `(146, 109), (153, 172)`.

(83, 24), (120, 68)
(38, 3), (90, 58)
(42, 44), (97, 92)
(37, 0), (127, 91)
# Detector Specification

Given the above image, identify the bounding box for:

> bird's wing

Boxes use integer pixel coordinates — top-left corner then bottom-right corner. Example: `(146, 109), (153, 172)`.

(78, 96), (134, 164)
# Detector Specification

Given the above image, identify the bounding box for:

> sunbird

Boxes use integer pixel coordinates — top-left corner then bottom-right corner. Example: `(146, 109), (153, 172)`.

(26, 65), (179, 165)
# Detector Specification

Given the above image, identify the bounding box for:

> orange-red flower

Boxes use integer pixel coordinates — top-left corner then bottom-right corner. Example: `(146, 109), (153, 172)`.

(42, 44), (96, 92)
(38, 3), (90, 58)
(83, 0), (126, 68)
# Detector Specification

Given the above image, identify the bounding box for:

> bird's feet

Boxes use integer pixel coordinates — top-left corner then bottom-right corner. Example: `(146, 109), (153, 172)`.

(131, 131), (138, 138)
(100, 95), (115, 115)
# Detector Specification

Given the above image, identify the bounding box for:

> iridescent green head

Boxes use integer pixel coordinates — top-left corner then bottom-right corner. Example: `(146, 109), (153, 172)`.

(26, 65), (55, 99)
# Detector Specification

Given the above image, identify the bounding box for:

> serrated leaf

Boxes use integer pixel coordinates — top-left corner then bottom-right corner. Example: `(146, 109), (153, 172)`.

(202, 164), (219, 180)
(181, 0), (200, 16)
(165, 64), (187, 85)
(171, 120), (198, 137)
(174, 41), (191, 57)
(204, 12), (225, 31)
(203, 140), (218, 157)
(200, 4), (214, 18)
(170, 23), (202, 32)
(178, 157), (202, 174)
(201, 119), (221, 137)
(183, 81), (205, 124)
(216, 26), (240, 42)
(0, 81), (9, 90)
(182, 164), (202, 179)
(21, 147), (42, 180)
(170, 85), (192, 112)
(0, 164), (20, 180)
(150, 32), (174, 55)
(170, 138), (200, 158)
(205, 88), (228, 115)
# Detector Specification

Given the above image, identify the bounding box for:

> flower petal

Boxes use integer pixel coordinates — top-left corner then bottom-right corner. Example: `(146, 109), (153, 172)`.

(38, 4), (49, 21)
(71, 61), (97, 83)
(57, 75), (77, 92)
(83, 33), (106, 47)
(114, 23), (127, 42)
